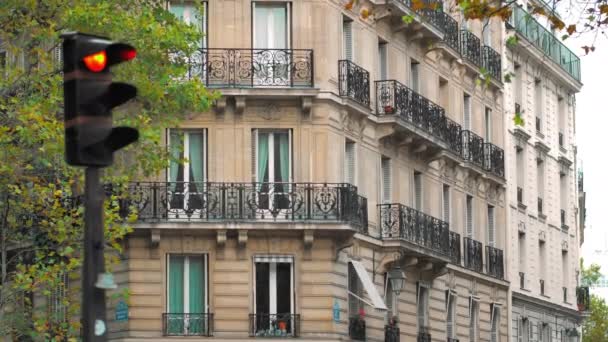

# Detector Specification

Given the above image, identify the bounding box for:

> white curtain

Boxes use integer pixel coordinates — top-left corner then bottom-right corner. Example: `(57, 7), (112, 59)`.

(254, 3), (287, 49)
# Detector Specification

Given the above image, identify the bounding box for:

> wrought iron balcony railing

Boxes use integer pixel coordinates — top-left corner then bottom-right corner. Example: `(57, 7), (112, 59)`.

(195, 48), (313, 88)
(449, 231), (461, 265)
(339, 60), (370, 107)
(538, 197), (544, 216)
(385, 325), (400, 342)
(482, 45), (501, 80)
(462, 130), (485, 168)
(376, 80), (445, 135)
(379, 203), (450, 256)
(447, 338), (460, 342)
(463, 237), (483, 272)
(417, 330), (432, 342)
(459, 30), (482, 67)
(439, 12), (459, 50)
(162, 313), (213, 336)
(349, 316), (366, 341)
(249, 313), (300, 337)
(442, 117), (463, 155)
(519, 272), (525, 289)
(483, 143), (505, 177)
(395, 0), (444, 30)
(485, 245), (504, 279)
(117, 182), (367, 232)
(576, 286), (590, 311)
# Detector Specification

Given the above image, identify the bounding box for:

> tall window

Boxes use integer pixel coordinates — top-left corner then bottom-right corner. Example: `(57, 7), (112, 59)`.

(253, 255), (294, 335)
(558, 96), (566, 146)
(535, 79), (542, 133)
(466, 195), (474, 238)
(168, 130), (207, 216)
(385, 273), (397, 320)
(439, 78), (449, 110)
(378, 41), (388, 80)
(518, 232), (526, 289)
(537, 161), (544, 215)
(514, 64), (522, 105)
(443, 184), (451, 223)
(417, 283), (430, 333)
(167, 254), (209, 335)
(414, 171), (423, 211)
(562, 251), (568, 302)
(516, 147), (524, 205)
(381, 157), (391, 204)
(168, 1), (208, 48)
(253, 2), (289, 49)
(410, 60), (420, 93)
(560, 174), (568, 227)
(490, 304), (501, 342)
(253, 129), (292, 210)
(342, 17), (353, 61)
(345, 140), (356, 185)
(487, 205), (495, 247)
(469, 297), (480, 342)
(463, 94), (471, 130)
(446, 290), (457, 339)
(485, 107), (492, 142)
(348, 262), (363, 316)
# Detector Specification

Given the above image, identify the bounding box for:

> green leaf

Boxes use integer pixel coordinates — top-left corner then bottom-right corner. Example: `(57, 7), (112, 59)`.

(402, 15), (415, 24)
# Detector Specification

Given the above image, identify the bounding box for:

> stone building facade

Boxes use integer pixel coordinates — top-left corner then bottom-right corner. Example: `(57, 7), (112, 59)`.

(106, 0), (510, 341)
(503, 2), (587, 341)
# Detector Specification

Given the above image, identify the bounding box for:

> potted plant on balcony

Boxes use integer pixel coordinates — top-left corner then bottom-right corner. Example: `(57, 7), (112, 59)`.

(383, 105), (394, 114)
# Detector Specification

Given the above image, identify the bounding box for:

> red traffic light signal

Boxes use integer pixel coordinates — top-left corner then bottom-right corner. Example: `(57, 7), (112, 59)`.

(83, 51), (107, 72)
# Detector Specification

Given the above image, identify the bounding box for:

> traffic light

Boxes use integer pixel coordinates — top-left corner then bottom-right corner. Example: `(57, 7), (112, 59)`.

(62, 32), (139, 167)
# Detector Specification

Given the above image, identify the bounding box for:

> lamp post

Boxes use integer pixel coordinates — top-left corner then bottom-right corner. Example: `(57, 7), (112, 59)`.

(388, 264), (406, 296)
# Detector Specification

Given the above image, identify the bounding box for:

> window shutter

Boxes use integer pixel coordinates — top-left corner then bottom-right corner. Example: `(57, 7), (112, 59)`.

(345, 141), (355, 185)
(343, 20), (353, 61)
(378, 43), (387, 80)
(443, 185), (450, 223)
(466, 196), (473, 237)
(416, 283), (425, 329)
(446, 291), (454, 338)
(464, 95), (471, 130)
(517, 319), (524, 342)
(488, 206), (495, 247)
(414, 172), (422, 210)
(381, 158), (391, 203)
(252, 129), (258, 181)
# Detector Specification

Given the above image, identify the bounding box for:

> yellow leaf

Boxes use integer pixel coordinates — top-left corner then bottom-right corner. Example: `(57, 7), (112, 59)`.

(566, 24), (576, 35)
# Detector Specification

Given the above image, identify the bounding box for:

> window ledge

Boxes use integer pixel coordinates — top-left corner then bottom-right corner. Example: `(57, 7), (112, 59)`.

(538, 213), (547, 221)
(536, 131), (545, 139)
(540, 294), (551, 299)
(517, 202), (527, 211)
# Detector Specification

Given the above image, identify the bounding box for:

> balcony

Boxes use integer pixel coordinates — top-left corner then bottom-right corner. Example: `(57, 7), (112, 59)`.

(442, 117), (463, 156)
(509, 5), (581, 82)
(459, 30), (482, 67)
(349, 316), (366, 341)
(339, 60), (370, 107)
(379, 203), (450, 258)
(576, 286), (590, 312)
(449, 231), (461, 265)
(482, 45), (501, 80)
(249, 313), (299, 337)
(463, 237), (483, 272)
(388, 0), (445, 37)
(385, 325), (400, 342)
(462, 130), (485, 169)
(199, 48), (314, 88)
(122, 182), (368, 232)
(163, 313), (213, 336)
(438, 13), (459, 51)
(485, 246), (504, 279)
(417, 329), (432, 342)
(483, 143), (505, 178)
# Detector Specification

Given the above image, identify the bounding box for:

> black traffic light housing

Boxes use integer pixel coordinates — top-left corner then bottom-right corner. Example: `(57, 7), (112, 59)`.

(62, 32), (139, 167)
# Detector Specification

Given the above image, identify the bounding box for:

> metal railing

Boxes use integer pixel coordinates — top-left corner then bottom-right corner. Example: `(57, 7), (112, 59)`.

(463, 237), (483, 272)
(483, 143), (505, 177)
(379, 203), (450, 256)
(395, 0), (444, 30)
(417, 329), (432, 342)
(376, 80), (445, 137)
(462, 130), (485, 168)
(249, 313), (299, 337)
(162, 313), (213, 336)
(442, 117), (463, 155)
(482, 45), (501, 80)
(459, 30), (482, 66)
(449, 231), (461, 265)
(538, 197), (544, 216)
(439, 13), (459, 50)
(195, 48), (314, 88)
(349, 316), (366, 341)
(339, 60), (371, 106)
(117, 182), (367, 231)
(576, 286), (590, 311)
(385, 325), (400, 342)
(485, 245), (504, 279)
(447, 339), (460, 342)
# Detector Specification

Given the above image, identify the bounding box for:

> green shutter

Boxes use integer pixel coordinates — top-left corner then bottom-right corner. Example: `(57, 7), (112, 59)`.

(188, 256), (205, 334)
(168, 255), (185, 334)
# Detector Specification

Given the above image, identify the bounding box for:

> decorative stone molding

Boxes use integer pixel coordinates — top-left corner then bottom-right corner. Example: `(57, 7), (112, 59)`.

(150, 229), (160, 248)
(301, 97), (312, 117)
(539, 230), (546, 242)
(518, 221), (526, 235)
(235, 96), (246, 115)
(303, 230), (314, 249)
(214, 96), (227, 114)
(513, 127), (531, 151)
(562, 240), (569, 252)
(257, 102), (280, 120)
(238, 230), (248, 247)
(559, 156), (572, 176)
(217, 230), (227, 247)
(535, 141), (550, 163)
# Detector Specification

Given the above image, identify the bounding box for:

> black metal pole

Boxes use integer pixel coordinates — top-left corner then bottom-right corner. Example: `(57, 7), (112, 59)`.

(82, 167), (107, 341)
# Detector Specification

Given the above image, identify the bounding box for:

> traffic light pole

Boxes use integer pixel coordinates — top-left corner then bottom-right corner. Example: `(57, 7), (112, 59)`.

(82, 167), (107, 341)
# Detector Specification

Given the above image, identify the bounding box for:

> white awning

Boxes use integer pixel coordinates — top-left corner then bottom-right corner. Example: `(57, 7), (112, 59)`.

(350, 260), (388, 311)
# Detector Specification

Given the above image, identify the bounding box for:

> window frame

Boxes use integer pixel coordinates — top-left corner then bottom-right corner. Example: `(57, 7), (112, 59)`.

(167, 1), (208, 48)
(445, 289), (457, 339)
(381, 156), (391, 204)
(166, 253), (210, 314)
(414, 171), (423, 211)
(469, 296), (480, 342)
(416, 282), (430, 332)
(342, 16), (354, 61)
(251, 1), (292, 49)
(344, 139), (357, 185)
(442, 184), (451, 223)
(253, 128), (293, 183)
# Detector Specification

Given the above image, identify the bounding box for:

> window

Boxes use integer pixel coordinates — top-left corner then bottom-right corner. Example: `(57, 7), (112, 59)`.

(560, 175), (568, 226)
(381, 157), (391, 203)
(539, 241), (546, 294)
(385, 273), (398, 320)
(442, 184), (451, 223)
(535, 79), (542, 132)
(469, 296), (480, 342)
(414, 171), (423, 210)
(378, 41), (388, 80)
(345, 140), (356, 185)
(439, 78), (449, 109)
(487, 205), (495, 247)
(348, 262), (363, 316)
(253, 129), (292, 210)
(516, 147), (524, 205)
(485, 107), (492, 142)
(562, 252), (568, 301)
(518, 233), (526, 288)
(446, 290), (457, 339)
(466, 195), (473, 238)
(167, 254), (209, 335)
(463, 94), (471, 130)
(490, 304), (501, 342)
(558, 96), (566, 144)
(343, 17), (353, 61)
(417, 283), (430, 333)
(168, 1), (208, 48)
(168, 130), (207, 217)
(537, 162), (544, 214)
(48, 272), (68, 325)
(253, 255), (295, 335)
(410, 60), (420, 92)
(514, 64), (522, 104)
(253, 2), (289, 49)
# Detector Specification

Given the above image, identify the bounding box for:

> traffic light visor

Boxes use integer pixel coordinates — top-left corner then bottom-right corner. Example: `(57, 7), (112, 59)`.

(83, 51), (107, 72)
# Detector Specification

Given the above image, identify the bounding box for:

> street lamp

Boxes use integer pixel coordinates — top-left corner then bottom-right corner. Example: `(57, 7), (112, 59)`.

(388, 264), (406, 295)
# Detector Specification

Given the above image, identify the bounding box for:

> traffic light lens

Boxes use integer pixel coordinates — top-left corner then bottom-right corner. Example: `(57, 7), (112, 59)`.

(120, 48), (137, 61)
(83, 51), (107, 72)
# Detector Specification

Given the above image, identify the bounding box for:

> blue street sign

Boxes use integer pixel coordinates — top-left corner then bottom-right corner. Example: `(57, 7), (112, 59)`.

(115, 300), (128, 322)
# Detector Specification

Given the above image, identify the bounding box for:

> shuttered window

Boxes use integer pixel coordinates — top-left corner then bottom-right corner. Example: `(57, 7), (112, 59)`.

(490, 304), (501, 342)
(446, 290), (456, 338)
(378, 42), (388, 80)
(466, 195), (474, 238)
(345, 140), (356, 185)
(381, 157), (391, 203)
(410, 61), (420, 92)
(167, 254), (209, 335)
(443, 185), (450, 223)
(416, 283), (429, 332)
(485, 107), (492, 142)
(487, 205), (495, 247)
(464, 94), (471, 130)
(414, 171), (422, 211)
(343, 18), (353, 61)
(469, 297), (479, 342)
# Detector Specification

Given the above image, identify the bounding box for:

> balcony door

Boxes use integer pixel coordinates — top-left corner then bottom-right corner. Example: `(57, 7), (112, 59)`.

(253, 255), (295, 336)
(168, 1), (207, 79)
(252, 2), (291, 86)
(168, 130), (207, 219)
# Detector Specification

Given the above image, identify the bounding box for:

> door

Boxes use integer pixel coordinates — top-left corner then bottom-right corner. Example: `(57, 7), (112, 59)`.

(168, 130), (206, 219)
(252, 2), (290, 86)
(254, 256), (294, 336)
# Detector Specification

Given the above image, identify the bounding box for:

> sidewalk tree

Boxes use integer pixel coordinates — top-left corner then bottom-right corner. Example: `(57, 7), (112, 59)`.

(581, 259), (608, 342)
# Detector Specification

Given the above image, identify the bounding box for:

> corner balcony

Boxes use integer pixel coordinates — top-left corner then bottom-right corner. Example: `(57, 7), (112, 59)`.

(339, 60), (371, 111)
(461, 130), (485, 170)
(438, 12), (459, 51)
(379, 203), (452, 267)
(448, 231), (461, 265)
(483, 142), (505, 178)
(459, 30), (482, 67)
(463, 237), (483, 273)
(485, 245), (504, 279)
(121, 182), (368, 233)
(482, 45), (501, 80)
(383, 0), (445, 38)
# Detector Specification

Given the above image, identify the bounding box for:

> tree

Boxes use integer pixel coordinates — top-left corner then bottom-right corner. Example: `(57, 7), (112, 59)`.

(581, 258), (602, 286)
(581, 259), (608, 342)
(0, 0), (214, 340)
